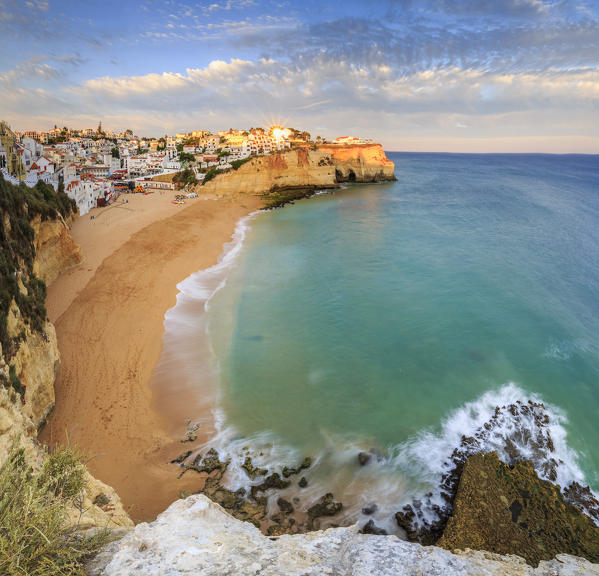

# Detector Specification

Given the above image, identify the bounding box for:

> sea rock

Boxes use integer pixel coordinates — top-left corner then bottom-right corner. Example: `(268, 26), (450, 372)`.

(179, 448), (228, 477)
(250, 473), (291, 498)
(277, 497), (294, 515)
(307, 493), (343, 529)
(360, 519), (387, 536)
(438, 452), (599, 566)
(171, 450), (192, 465)
(242, 456), (267, 479)
(298, 476), (308, 488)
(87, 494), (599, 576)
(395, 399), (589, 544)
(362, 503), (378, 515)
(358, 452), (371, 466)
(282, 456), (312, 478)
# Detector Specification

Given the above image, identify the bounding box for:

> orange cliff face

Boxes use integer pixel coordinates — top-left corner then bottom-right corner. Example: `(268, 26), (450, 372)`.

(198, 148), (338, 197)
(317, 143), (396, 183)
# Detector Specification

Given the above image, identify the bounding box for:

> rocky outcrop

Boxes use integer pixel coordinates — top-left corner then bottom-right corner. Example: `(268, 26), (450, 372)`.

(11, 320), (59, 428)
(318, 143), (395, 183)
(87, 494), (599, 576)
(198, 149), (338, 198)
(32, 213), (82, 285)
(438, 452), (599, 566)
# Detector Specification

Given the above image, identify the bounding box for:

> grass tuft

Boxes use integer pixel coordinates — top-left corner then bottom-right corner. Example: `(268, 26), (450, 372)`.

(0, 447), (110, 575)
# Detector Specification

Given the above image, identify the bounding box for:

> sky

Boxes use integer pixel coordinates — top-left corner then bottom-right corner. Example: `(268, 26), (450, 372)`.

(1, 0), (598, 152)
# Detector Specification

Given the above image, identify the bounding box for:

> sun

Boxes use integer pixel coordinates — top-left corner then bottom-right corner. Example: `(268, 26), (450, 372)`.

(271, 126), (291, 141)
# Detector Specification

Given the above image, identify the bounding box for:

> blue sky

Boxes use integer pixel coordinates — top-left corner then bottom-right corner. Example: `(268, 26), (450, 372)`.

(1, 0), (598, 151)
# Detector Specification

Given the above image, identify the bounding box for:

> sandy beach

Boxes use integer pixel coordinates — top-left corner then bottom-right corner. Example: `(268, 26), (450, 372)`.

(41, 190), (263, 521)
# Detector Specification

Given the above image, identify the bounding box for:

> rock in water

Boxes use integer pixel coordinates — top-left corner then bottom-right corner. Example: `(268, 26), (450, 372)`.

(358, 452), (371, 466)
(88, 495), (599, 576)
(360, 519), (387, 535)
(438, 452), (599, 566)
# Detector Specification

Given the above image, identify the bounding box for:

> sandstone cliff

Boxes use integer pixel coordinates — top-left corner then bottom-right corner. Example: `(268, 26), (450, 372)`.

(0, 177), (132, 530)
(318, 143), (396, 183)
(199, 148), (338, 198)
(32, 213), (82, 285)
(87, 494), (599, 576)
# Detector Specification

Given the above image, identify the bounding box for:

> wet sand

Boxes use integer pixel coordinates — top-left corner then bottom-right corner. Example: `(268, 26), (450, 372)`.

(41, 191), (263, 521)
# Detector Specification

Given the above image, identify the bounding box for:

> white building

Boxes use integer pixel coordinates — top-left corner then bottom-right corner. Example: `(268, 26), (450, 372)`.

(65, 179), (113, 215)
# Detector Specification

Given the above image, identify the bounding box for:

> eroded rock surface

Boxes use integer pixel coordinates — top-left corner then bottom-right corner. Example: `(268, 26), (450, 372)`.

(438, 452), (599, 566)
(88, 495), (599, 576)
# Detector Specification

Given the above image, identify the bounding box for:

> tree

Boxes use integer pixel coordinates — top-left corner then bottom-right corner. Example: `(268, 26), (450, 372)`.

(173, 167), (196, 187)
(111, 147), (120, 159)
(178, 152), (195, 164)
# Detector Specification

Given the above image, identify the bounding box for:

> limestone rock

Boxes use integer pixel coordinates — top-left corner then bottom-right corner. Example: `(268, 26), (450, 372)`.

(66, 471), (134, 530)
(199, 149), (338, 198)
(438, 452), (599, 566)
(318, 143), (396, 183)
(31, 213), (82, 285)
(11, 320), (59, 428)
(87, 495), (599, 576)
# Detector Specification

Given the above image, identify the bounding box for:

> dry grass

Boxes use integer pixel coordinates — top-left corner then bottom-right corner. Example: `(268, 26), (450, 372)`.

(0, 447), (111, 575)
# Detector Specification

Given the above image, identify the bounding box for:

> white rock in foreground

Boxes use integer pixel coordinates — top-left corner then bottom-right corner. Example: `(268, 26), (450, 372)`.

(88, 495), (599, 576)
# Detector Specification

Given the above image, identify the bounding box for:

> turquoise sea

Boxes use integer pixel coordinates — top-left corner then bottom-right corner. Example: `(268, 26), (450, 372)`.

(160, 153), (599, 531)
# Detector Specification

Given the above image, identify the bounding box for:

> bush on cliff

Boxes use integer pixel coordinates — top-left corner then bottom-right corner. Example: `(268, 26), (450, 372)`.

(0, 447), (110, 575)
(202, 167), (218, 184)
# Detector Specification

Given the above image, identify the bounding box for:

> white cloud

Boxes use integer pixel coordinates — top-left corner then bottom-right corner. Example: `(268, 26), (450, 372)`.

(3, 56), (599, 152)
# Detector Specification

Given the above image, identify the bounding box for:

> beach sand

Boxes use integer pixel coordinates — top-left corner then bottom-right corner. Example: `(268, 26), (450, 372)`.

(41, 191), (263, 521)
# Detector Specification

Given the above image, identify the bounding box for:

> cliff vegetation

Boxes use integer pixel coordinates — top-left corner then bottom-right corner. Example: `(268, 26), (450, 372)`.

(0, 446), (112, 575)
(0, 174), (75, 364)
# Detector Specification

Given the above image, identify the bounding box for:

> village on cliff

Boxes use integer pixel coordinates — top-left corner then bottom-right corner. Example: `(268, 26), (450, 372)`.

(0, 120), (374, 216)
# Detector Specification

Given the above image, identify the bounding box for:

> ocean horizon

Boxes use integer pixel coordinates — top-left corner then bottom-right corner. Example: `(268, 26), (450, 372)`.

(155, 151), (599, 534)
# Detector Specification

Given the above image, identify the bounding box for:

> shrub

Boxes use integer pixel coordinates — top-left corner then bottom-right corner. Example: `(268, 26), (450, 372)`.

(7, 365), (23, 396)
(230, 157), (252, 171)
(0, 447), (110, 575)
(202, 168), (218, 184)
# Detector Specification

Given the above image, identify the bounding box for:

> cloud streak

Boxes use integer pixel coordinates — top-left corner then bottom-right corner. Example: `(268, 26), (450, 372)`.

(1, 0), (598, 152)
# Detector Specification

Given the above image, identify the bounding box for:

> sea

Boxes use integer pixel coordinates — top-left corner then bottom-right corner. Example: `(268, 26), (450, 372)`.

(154, 152), (599, 533)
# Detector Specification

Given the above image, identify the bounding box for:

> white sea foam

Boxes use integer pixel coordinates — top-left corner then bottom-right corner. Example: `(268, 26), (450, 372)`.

(189, 383), (596, 535)
(164, 211), (261, 323)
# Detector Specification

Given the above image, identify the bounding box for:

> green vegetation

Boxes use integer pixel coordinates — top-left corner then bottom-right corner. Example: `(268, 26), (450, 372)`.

(178, 152), (195, 164)
(230, 157), (252, 170)
(0, 175), (76, 359)
(0, 447), (110, 575)
(8, 365), (23, 397)
(202, 167), (218, 184)
(110, 147), (120, 159)
(172, 168), (196, 187)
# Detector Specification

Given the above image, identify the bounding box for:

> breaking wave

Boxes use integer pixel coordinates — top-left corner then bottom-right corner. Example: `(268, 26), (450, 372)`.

(184, 383), (597, 535)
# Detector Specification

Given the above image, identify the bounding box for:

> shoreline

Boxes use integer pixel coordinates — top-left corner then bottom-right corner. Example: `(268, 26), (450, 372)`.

(41, 191), (264, 521)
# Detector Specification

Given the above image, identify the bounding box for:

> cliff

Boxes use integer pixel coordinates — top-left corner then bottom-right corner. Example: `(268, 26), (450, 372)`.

(196, 145), (395, 201)
(198, 148), (338, 198)
(0, 176), (131, 530)
(318, 143), (396, 182)
(32, 213), (82, 285)
(87, 494), (599, 575)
